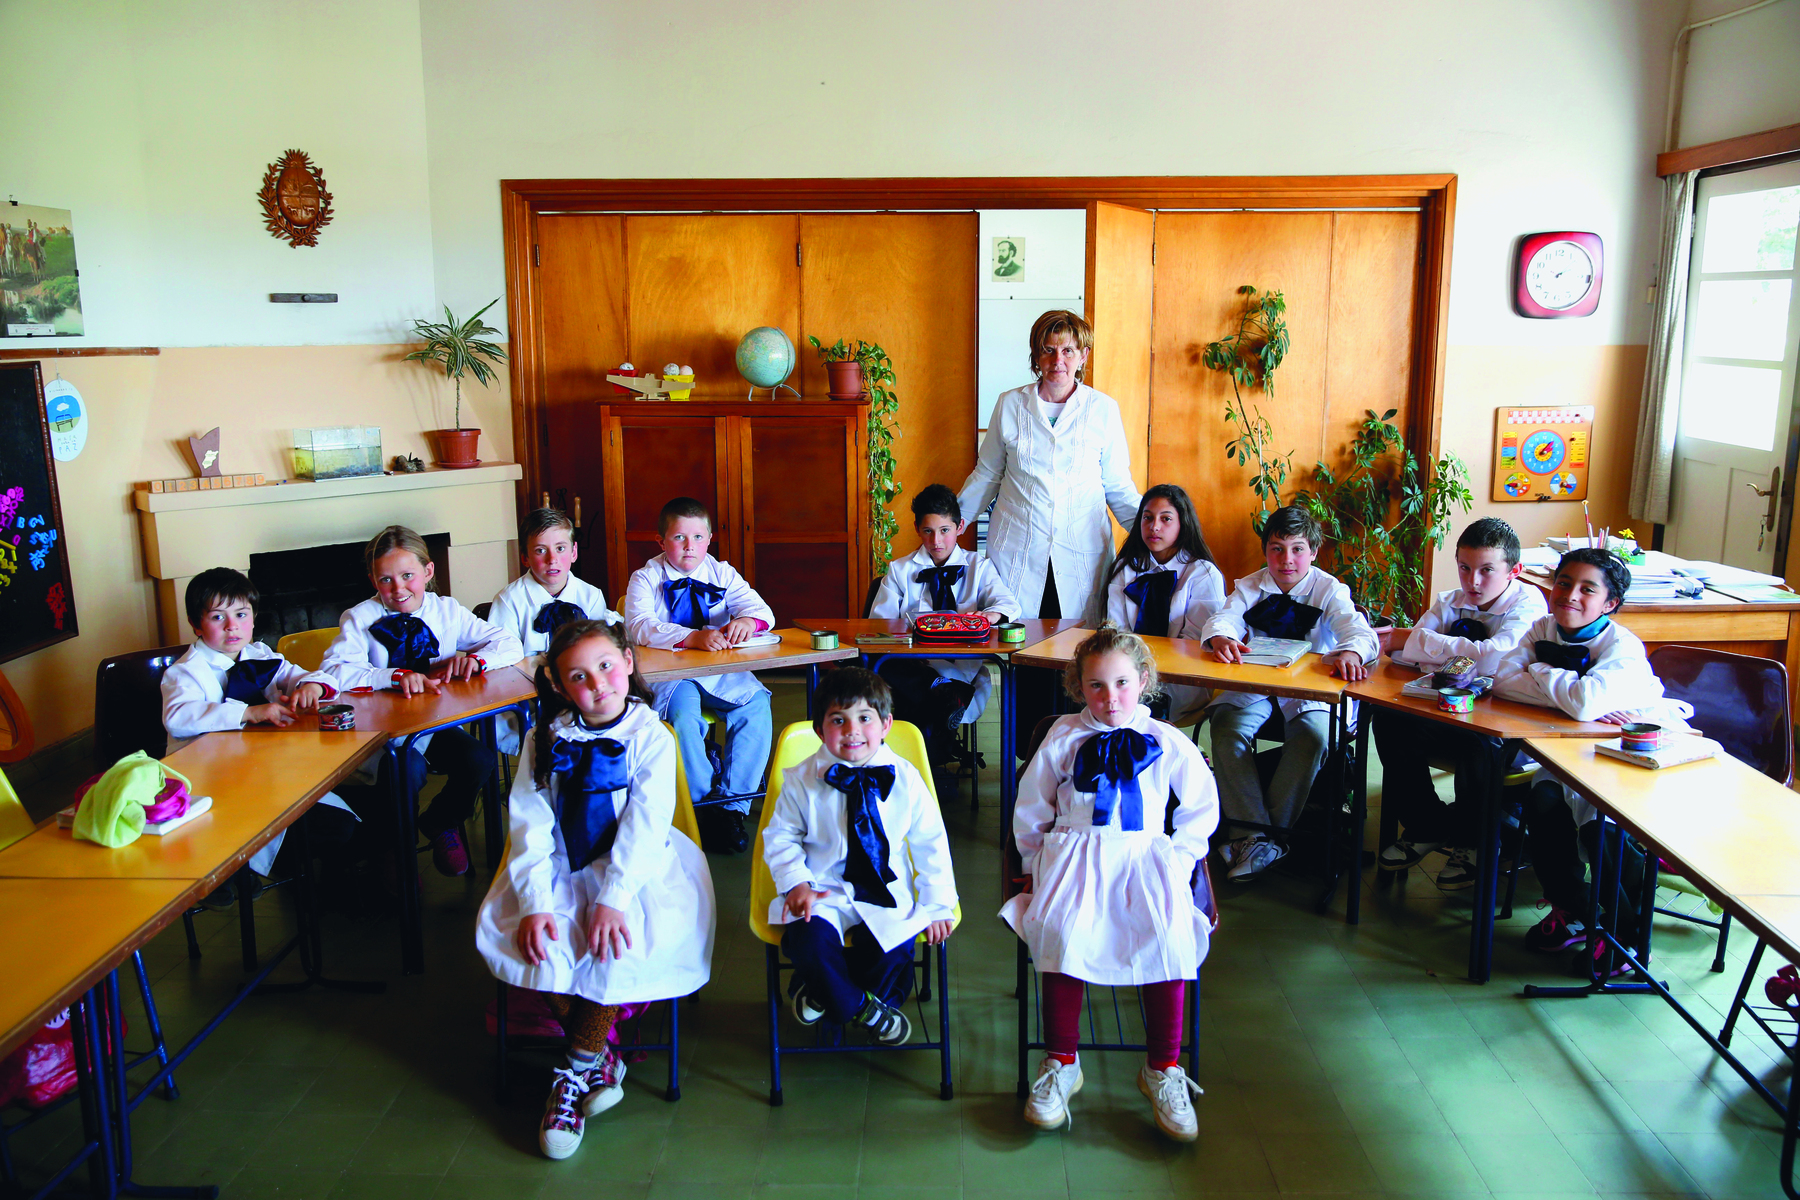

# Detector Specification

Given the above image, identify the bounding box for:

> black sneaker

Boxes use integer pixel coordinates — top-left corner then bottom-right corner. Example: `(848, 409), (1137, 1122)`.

(856, 994), (911, 1045)
(697, 806), (749, 855)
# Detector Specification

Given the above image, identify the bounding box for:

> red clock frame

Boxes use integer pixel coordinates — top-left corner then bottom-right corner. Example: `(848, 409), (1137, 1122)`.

(1514, 231), (1604, 319)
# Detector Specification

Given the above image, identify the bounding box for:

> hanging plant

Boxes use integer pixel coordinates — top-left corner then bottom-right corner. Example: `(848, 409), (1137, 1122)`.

(811, 336), (903, 571)
(1202, 285), (1293, 534)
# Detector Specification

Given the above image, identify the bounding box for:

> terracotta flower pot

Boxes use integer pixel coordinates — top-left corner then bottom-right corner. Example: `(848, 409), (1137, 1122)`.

(825, 360), (865, 401)
(426, 428), (481, 468)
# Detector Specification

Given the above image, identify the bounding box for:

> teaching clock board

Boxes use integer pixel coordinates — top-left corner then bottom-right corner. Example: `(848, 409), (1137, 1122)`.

(0, 362), (79, 663)
(1492, 406), (1593, 503)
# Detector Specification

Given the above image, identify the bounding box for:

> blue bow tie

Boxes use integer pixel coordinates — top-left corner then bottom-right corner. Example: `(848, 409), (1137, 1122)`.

(533, 598), (586, 636)
(1073, 727), (1163, 831)
(822, 762), (899, 908)
(1124, 569), (1177, 637)
(223, 656), (281, 704)
(369, 612), (440, 673)
(1243, 593), (1324, 640)
(551, 735), (631, 870)
(663, 577), (726, 629)
(1534, 640), (1594, 677)
(1445, 615), (1492, 642)
(915, 564), (965, 612)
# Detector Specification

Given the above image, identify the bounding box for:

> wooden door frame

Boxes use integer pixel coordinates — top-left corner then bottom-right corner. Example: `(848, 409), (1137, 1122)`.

(501, 174), (1458, 525)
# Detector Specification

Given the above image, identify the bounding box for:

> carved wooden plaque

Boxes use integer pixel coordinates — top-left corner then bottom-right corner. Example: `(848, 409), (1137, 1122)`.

(258, 150), (334, 248)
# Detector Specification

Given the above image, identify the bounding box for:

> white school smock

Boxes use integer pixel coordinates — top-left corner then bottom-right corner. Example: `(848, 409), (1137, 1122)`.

(160, 640), (356, 876)
(1001, 706), (1218, 986)
(1104, 552), (1228, 725)
(488, 573), (621, 753)
(957, 382), (1141, 623)
(623, 553), (776, 714)
(1199, 566), (1379, 721)
(1391, 578), (1547, 678)
(319, 592), (524, 693)
(762, 743), (958, 953)
(868, 544), (1019, 724)
(476, 703), (716, 1005)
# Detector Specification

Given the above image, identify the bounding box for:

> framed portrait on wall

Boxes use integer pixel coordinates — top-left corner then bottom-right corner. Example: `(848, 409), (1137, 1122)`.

(990, 236), (1026, 282)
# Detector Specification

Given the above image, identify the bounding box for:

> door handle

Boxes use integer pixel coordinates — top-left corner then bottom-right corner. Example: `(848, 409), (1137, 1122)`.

(1765, 467), (1781, 533)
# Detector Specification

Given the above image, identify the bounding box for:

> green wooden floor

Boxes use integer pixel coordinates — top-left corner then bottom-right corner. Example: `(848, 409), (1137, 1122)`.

(8, 675), (1790, 1198)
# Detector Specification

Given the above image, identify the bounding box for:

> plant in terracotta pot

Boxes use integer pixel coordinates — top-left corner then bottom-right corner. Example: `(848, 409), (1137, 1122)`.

(1292, 408), (1473, 651)
(808, 335), (866, 400)
(405, 298), (507, 467)
(808, 335), (904, 569)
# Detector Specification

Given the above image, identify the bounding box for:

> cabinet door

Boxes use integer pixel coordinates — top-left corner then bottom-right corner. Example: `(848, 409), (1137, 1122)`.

(739, 410), (865, 624)
(602, 408), (734, 590)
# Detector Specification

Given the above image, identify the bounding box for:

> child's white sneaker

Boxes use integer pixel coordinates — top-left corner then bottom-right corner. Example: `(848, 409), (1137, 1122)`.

(1227, 836), (1285, 882)
(1023, 1055), (1083, 1130)
(581, 1048), (626, 1117)
(790, 984), (825, 1027)
(1219, 836), (1252, 868)
(538, 1067), (589, 1159)
(1138, 1063), (1202, 1141)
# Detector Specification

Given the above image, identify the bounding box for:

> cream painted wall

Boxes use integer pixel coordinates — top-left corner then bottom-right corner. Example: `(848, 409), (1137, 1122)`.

(1679, 0), (1800, 146)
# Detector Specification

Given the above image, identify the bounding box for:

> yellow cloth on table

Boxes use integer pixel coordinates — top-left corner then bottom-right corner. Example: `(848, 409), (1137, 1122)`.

(0, 766), (34, 853)
(71, 751), (192, 849)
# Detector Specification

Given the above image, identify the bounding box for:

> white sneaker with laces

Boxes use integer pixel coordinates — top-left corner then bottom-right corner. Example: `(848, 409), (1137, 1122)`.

(1227, 837), (1286, 882)
(1379, 839), (1442, 870)
(1220, 836), (1251, 868)
(538, 1067), (589, 1159)
(790, 984), (825, 1026)
(1435, 847), (1476, 891)
(1138, 1063), (1203, 1141)
(581, 1048), (627, 1117)
(1023, 1055), (1083, 1130)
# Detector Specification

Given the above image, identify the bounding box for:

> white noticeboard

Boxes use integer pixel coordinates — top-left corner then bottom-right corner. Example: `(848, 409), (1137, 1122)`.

(43, 378), (87, 461)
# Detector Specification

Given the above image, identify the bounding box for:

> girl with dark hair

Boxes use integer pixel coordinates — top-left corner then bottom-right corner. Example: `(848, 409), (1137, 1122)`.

(1103, 485), (1226, 724)
(476, 619), (716, 1160)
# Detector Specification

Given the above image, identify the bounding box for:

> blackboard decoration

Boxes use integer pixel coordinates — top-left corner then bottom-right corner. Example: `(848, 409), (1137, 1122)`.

(0, 362), (78, 663)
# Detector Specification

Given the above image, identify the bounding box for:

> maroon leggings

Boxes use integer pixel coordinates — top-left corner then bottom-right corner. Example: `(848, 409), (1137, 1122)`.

(1041, 972), (1187, 1067)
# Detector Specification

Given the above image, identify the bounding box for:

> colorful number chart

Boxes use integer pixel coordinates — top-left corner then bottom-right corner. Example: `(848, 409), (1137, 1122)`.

(1492, 405), (1594, 503)
(0, 362), (78, 662)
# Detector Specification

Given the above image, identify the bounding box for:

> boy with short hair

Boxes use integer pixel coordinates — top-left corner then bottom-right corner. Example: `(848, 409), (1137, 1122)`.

(1200, 505), (1378, 883)
(869, 483), (1018, 769)
(1375, 516), (1548, 888)
(761, 667), (956, 1045)
(623, 497), (775, 855)
(1492, 548), (1691, 968)
(161, 567), (359, 879)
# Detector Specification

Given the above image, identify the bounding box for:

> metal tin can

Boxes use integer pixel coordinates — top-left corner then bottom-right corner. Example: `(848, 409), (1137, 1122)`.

(1620, 722), (1664, 752)
(1437, 687), (1475, 714)
(811, 629), (839, 650)
(317, 703), (356, 731)
(997, 621), (1026, 644)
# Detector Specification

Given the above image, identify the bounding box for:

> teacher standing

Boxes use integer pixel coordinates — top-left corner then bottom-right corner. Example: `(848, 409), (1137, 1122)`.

(958, 310), (1142, 622)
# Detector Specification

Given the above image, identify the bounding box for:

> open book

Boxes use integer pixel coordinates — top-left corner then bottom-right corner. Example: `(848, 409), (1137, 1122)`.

(1241, 637), (1311, 668)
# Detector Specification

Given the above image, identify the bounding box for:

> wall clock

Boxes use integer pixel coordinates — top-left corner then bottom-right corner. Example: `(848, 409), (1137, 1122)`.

(258, 149), (334, 248)
(1514, 231), (1603, 318)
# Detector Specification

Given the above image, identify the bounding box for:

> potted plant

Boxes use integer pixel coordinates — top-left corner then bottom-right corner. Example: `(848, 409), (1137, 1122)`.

(405, 298), (508, 467)
(808, 335), (865, 400)
(1293, 408), (1474, 649)
(1202, 285), (1293, 535)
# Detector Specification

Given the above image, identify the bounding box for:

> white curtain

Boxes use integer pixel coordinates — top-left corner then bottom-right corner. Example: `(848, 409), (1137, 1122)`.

(1629, 170), (1700, 525)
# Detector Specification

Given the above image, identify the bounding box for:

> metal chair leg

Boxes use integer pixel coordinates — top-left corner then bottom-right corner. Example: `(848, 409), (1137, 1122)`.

(237, 868), (259, 972)
(182, 910), (201, 960)
(1712, 913), (1732, 974)
(1016, 940), (1031, 1097)
(938, 940), (953, 1100)
(1721, 940), (1769, 1048)
(766, 944), (784, 1106)
(919, 938), (932, 1002)
(494, 981), (510, 1105)
(130, 950), (179, 1100)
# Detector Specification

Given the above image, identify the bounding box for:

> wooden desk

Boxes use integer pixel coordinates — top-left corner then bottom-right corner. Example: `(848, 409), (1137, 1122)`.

(1012, 626), (1349, 706)
(0, 729), (384, 890)
(336, 664), (536, 739)
(1350, 664), (1618, 982)
(0, 878), (200, 1060)
(796, 618), (1084, 659)
(632, 627), (858, 684)
(1733, 894), (1800, 970)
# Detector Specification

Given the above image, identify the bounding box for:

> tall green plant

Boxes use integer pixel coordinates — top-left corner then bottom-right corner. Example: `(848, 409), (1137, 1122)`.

(1202, 285), (1292, 531)
(405, 298), (508, 430)
(809, 336), (904, 571)
(1293, 408), (1474, 625)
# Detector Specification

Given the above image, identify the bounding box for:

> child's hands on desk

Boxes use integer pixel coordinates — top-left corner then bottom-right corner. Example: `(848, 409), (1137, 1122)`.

(1207, 636), (1246, 664)
(682, 628), (731, 651)
(244, 701), (296, 728)
(785, 882), (827, 921)
(516, 913), (558, 965)
(392, 669), (444, 697)
(721, 616), (760, 646)
(1596, 709), (1642, 725)
(1325, 650), (1369, 682)
(588, 903), (632, 959)
(430, 653), (483, 682)
(291, 682), (326, 712)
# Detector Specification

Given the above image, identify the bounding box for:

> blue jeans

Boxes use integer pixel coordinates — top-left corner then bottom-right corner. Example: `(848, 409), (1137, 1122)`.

(781, 917), (914, 1025)
(666, 681), (772, 814)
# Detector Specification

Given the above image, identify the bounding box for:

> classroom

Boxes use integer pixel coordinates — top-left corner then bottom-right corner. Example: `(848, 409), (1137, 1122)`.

(2, 0), (1799, 1196)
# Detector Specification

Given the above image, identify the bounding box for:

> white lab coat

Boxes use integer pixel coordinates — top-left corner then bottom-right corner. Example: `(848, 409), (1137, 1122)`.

(488, 573), (621, 753)
(475, 703), (716, 1005)
(762, 744), (958, 953)
(1200, 566), (1379, 722)
(1391, 579), (1548, 678)
(319, 593), (524, 693)
(160, 640), (356, 877)
(1001, 706), (1218, 985)
(623, 553), (776, 713)
(868, 544), (1018, 724)
(1104, 552), (1228, 725)
(958, 382), (1141, 622)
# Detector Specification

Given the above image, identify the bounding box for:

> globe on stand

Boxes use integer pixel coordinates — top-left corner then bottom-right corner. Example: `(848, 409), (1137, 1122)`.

(736, 327), (800, 399)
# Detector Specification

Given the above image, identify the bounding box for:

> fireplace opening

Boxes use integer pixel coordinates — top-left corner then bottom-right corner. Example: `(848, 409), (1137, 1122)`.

(249, 532), (451, 647)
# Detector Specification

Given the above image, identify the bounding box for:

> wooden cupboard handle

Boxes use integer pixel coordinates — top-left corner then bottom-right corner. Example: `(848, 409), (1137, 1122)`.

(574, 495), (583, 528)
(540, 491), (550, 510)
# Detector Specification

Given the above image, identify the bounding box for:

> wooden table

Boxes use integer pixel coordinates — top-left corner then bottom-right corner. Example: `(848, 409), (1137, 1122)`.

(1349, 664), (1618, 981)
(633, 628), (859, 685)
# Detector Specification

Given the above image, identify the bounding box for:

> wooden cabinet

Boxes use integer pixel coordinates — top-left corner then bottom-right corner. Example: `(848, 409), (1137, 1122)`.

(598, 401), (871, 624)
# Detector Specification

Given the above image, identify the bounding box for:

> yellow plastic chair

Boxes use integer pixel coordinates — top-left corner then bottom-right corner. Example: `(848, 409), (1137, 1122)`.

(749, 719), (960, 1106)
(492, 725), (703, 1104)
(275, 627), (338, 673)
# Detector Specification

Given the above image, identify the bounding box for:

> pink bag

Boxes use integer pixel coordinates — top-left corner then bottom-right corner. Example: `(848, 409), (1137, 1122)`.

(0, 1009), (77, 1110)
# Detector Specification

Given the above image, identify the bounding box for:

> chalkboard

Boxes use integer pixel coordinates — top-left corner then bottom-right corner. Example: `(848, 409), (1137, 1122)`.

(0, 362), (77, 662)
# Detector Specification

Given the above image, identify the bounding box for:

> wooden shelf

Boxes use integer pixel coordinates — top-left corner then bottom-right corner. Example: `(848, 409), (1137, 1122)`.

(0, 346), (160, 360)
